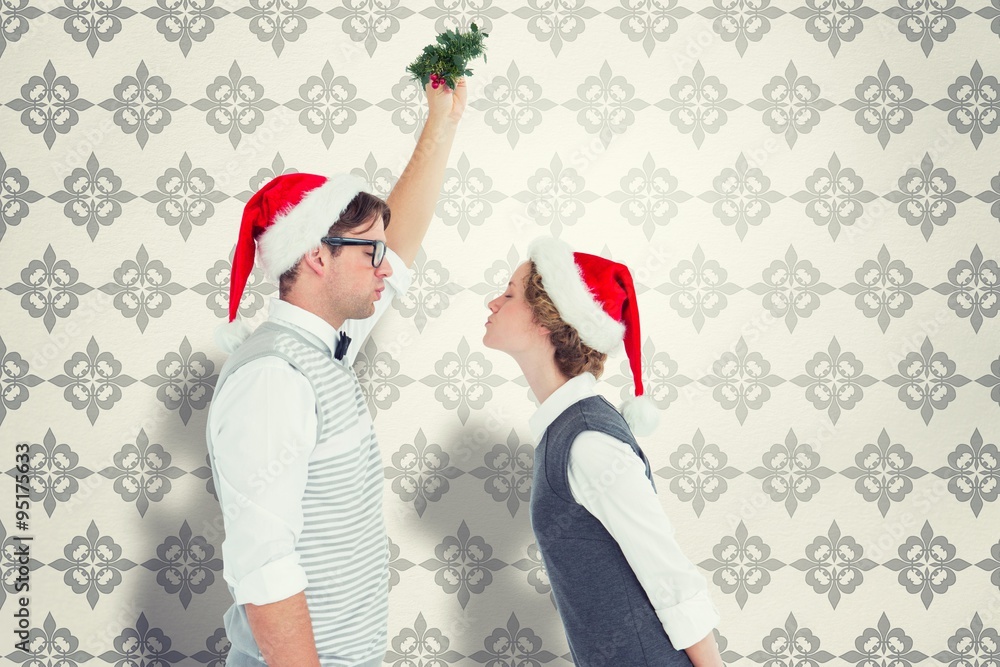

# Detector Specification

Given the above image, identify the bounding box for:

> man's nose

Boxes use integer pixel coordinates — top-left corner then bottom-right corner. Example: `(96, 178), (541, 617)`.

(377, 258), (393, 279)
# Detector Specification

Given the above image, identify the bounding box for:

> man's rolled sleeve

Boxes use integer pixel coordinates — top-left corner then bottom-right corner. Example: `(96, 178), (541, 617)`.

(228, 552), (308, 606)
(209, 358), (317, 606)
(382, 245), (414, 296)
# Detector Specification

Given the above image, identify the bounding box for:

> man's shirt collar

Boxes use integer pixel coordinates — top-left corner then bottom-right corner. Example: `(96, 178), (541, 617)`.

(267, 298), (345, 359)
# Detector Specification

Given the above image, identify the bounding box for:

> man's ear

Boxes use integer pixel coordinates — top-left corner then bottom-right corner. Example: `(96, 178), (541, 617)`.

(300, 246), (326, 276)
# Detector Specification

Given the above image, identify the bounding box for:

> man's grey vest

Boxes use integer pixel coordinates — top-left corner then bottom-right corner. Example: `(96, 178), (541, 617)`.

(529, 395), (694, 667)
(206, 321), (388, 666)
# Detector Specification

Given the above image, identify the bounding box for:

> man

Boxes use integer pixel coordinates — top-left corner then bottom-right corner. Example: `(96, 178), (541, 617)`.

(204, 79), (466, 667)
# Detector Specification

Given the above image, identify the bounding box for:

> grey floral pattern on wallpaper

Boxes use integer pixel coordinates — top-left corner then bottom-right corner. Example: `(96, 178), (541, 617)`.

(791, 521), (877, 609)
(883, 521), (971, 609)
(99, 428), (184, 518)
(49, 153), (137, 241)
(0, 150), (43, 243)
(513, 153), (598, 238)
(6, 245), (93, 333)
(384, 428), (464, 517)
(657, 61), (741, 149)
(436, 153), (507, 241)
(469, 429), (533, 517)
(700, 520), (785, 609)
(840, 428), (928, 518)
(791, 337), (877, 425)
(749, 429), (834, 517)
(1, 1), (998, 664)
(841, 245), (928, 333)
(656, 245), (740, 332)
(420, 520), (507, 609)
(699, 152), (784, 241)
(883, 337), (971, 425)
(99, 246), (186, 332)
(48, 337), (136, 425)
(841, 61), (927, 149)
(142, 153), (229, 241)
(792, 153), (878, 241)
(236, 0), (323, 57)
(656, 428), (741, 517)
(698, 335), (784, 424)
(469, 61), (556, 148)
(421, 337), (506, 425)
(11, 428), (94, 518)
(607, 152), (691, 239)
(934, 428), (999, 518)
(6, 60), (92, 148)
(353, 337), (414, 418)
(100, 60), (186, 149)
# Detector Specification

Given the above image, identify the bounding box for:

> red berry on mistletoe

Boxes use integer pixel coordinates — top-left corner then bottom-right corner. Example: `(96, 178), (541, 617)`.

(406, 23), (488, 92)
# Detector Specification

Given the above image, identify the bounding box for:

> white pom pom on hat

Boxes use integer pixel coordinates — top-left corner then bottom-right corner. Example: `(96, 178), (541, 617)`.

(213, 319), (251, 355)
(215, 172), (367, 352)
(527, 237), (660, 436)
(621, 394), (660, 437)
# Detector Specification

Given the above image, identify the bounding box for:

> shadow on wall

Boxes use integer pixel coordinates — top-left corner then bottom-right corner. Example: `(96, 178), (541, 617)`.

(388, 414), (573, 660)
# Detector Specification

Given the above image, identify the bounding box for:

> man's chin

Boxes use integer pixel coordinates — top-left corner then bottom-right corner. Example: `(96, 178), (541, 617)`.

(345, 303), (377, 321)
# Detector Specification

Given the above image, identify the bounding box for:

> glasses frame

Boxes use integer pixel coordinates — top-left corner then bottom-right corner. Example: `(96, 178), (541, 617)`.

(320, 237), (386, 268)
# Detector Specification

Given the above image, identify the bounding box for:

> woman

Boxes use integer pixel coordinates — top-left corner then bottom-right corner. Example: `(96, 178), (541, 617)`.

(482, 237), (724, 667)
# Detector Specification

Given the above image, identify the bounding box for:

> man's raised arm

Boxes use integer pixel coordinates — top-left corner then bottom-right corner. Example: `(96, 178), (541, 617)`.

(384, 78), (467, 268)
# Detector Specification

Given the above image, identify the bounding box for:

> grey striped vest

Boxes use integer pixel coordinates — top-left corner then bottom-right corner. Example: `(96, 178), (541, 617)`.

(206, 320), (388, 666)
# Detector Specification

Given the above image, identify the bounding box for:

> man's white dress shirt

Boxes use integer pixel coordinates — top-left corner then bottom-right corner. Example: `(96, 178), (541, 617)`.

(208, 247), (412, 608)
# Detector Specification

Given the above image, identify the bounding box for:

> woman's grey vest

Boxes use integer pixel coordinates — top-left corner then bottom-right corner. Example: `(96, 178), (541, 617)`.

(529, 395), (694, 667)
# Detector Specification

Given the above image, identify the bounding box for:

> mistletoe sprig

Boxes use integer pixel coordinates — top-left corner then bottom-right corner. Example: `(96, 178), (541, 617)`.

(406, 22), (489, 91)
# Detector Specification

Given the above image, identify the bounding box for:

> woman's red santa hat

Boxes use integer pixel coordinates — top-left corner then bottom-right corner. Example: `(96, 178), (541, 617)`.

(215, 172), (368, 353)
(527, 236), (659, 436)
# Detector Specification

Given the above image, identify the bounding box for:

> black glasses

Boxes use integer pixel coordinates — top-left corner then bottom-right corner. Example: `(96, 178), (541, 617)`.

(320, 237), (386, 268)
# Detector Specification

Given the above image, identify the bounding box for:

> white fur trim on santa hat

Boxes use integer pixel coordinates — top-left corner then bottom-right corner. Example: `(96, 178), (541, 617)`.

(527, 237), (625, 354)
(257, 173), (368, 282)
(214, 318), (252, 354)
(621, 394), (659, 437)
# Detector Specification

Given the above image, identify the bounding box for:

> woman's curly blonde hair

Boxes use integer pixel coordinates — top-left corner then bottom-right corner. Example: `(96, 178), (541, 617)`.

(524, 261), (607, 379)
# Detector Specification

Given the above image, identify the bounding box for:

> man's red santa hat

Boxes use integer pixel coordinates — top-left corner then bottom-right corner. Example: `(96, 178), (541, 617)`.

(215, 172), (367, 353)
(527, 236), (659, 436)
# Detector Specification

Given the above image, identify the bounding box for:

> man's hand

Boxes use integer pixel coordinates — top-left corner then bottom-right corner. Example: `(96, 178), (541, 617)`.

(425, 76), (467, 127)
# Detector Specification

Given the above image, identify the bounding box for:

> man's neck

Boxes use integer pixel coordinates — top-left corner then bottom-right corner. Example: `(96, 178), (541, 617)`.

(281, 294), (345, 331)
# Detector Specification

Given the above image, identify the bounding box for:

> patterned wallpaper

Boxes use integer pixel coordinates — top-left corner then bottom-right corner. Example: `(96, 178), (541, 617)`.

(2, 0), (1000, 665)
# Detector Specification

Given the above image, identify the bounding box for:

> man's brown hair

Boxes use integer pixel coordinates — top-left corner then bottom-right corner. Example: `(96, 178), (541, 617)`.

(278, 191), (391, 298)
(524, 261), (608, 379)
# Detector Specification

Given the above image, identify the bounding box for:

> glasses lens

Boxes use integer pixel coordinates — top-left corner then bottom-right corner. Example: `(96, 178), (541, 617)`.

(374, 241), (385, 267)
